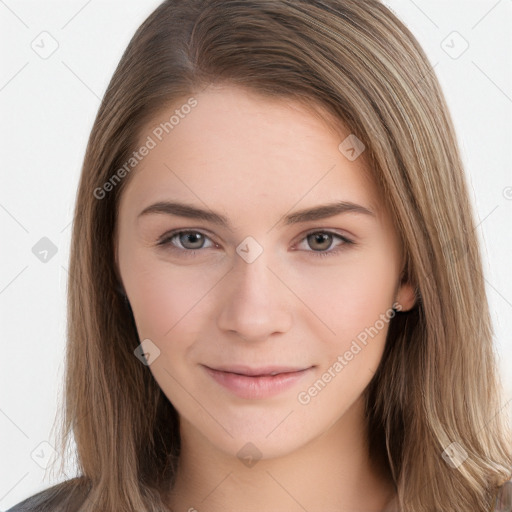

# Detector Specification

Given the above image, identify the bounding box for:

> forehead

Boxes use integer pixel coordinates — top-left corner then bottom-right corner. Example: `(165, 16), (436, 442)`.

(119, 84), (381, 218)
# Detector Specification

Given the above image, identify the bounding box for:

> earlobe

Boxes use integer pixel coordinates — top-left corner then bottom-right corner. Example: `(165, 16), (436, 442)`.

(395, 281), (417, 312)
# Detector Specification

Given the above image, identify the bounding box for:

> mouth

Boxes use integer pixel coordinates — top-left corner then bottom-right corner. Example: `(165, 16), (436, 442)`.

(205, 364), (311, 376)
(202, 364), (314, 399)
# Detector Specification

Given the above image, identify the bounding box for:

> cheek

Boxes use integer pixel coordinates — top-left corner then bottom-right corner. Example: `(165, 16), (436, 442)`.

(293, 257), (398, 421)
(292, 249), (398, 344)
(121, 249), (219, 343)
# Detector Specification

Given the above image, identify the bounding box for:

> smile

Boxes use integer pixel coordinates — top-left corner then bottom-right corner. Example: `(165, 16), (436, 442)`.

(202, 365), (314, 400)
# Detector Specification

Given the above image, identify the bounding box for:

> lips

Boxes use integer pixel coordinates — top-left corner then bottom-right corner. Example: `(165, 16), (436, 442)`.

(204, 364), (311, 376)
(202, 364), (314, 399)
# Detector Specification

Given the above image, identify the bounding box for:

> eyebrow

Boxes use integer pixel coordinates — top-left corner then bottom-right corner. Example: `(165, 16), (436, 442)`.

(137, 200), (375, 229)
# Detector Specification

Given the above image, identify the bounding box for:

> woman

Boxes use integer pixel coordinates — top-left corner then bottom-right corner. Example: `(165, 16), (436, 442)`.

(8, 0), (511, 510)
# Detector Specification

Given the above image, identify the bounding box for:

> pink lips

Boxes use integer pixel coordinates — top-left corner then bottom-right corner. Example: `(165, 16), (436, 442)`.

(203, 364), (313, 399)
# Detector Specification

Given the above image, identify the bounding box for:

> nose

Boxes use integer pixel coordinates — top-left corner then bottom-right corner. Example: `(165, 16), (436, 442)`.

(216, 247), (293, 342)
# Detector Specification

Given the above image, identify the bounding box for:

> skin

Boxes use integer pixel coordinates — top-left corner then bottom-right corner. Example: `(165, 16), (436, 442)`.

(115, 84), (415, 512)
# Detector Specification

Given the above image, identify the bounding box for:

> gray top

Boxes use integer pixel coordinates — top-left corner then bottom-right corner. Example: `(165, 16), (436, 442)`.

(6, 477), (512, 511)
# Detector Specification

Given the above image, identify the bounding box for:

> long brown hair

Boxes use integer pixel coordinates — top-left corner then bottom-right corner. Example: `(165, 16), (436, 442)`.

(34, 0), (512, 510)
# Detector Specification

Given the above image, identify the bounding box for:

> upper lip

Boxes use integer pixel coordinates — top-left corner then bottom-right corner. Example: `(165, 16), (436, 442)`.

(204, 364), (312, 377)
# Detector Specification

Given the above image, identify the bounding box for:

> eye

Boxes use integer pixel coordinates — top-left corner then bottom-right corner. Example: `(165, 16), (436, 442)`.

(156, 229), (354, 258)
(156, 230), (216, 254)
(295, 230), (354, 258)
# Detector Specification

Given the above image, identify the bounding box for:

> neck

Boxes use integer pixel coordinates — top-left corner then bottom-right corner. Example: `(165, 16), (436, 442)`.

(166, 397), (397, 512)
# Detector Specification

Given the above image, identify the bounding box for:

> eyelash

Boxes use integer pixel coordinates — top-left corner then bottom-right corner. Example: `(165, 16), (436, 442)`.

(156, 229), (355, 258)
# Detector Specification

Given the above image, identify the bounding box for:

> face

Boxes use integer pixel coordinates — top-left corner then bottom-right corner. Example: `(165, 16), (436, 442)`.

(115, 84), (414, 460)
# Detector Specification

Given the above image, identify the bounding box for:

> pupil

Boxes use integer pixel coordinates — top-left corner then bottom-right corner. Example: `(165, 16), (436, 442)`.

(182, 232), (203, 249)
(310, 233), (331, 251)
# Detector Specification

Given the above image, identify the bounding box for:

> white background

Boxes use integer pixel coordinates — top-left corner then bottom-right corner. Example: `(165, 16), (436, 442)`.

(1, 0), (511, 509)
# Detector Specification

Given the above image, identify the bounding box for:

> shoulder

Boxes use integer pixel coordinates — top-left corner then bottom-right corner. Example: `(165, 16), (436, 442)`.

(5, 477), (91, 512)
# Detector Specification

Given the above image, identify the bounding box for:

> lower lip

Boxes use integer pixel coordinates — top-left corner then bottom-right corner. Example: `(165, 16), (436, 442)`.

(203, 366), (313, 400)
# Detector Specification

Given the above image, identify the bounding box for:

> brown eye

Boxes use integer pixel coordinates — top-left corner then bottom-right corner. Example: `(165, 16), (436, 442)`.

(307, 232), (334, 251)
(295, 230), (354, 258)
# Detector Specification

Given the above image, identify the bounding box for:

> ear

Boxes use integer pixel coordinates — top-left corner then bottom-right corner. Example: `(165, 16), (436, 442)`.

(393, 252), (417, 312)
(394, 278), (416, 312)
